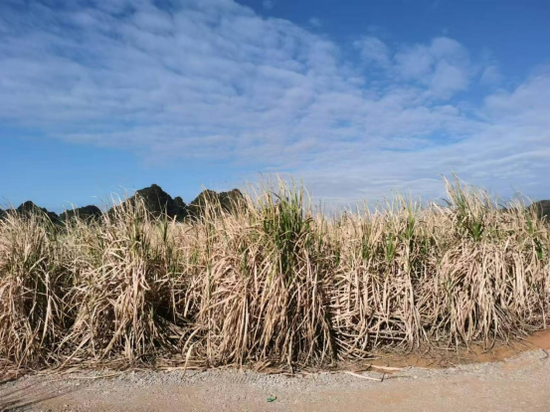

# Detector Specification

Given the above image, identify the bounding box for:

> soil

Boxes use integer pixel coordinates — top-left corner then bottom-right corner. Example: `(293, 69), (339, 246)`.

(369, 328), (550, 369)
(1, 331), (549, 412)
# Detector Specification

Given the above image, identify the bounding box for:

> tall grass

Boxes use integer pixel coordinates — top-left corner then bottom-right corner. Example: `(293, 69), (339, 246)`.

(1, 178), (549, 374)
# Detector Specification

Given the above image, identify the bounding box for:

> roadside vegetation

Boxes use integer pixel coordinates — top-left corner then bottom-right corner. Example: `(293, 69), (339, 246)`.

(1, 177), (549, 376)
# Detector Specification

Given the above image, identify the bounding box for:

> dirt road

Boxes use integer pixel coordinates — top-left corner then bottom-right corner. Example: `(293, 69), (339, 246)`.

(2, 348), (550, 412)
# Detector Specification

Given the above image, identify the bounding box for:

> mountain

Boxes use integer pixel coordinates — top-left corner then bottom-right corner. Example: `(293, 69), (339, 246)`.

(1, 184), (244, 223)
(125, 184), (244, 220)
(218, 189), (246, 212)
(173, 196), (188, 221)
(0, 190), (548, 225)
(16, 201), (60, 223)
(60, 205), (102, 222)
(530, 200), (550, 221)
(187, 188), (245, 218)
(131, 184), (188, 220)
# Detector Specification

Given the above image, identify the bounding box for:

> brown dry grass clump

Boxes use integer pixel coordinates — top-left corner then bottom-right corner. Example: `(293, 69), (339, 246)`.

(1, 178), (549, 376)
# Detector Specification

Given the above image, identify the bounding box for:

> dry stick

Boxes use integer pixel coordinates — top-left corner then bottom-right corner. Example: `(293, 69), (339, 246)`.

(369, 364), (431, 371)
(344, 371), (384, 382)
(368, 364), (407, 371)
(180, 343), (196, 375)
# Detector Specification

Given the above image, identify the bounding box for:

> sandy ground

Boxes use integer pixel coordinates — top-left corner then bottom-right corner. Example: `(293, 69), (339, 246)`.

(1, 349), (549, 412)
(2, 332), (550, 412)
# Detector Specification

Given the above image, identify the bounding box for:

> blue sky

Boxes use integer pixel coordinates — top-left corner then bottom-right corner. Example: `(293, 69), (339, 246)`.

(1, 0), (549, 211)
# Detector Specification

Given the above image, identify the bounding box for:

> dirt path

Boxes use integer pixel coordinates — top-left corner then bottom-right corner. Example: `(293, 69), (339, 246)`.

(1, 347), (550, 412)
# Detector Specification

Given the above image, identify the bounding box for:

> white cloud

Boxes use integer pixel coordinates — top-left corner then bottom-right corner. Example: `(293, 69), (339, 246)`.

(393, 37), (472, 99)
(354, 36), (391, 68)
(430, 60), (469, 97)
(0, 0), (548, 203)
(484, 72), (550, 127)
(480, 65), (502, 86)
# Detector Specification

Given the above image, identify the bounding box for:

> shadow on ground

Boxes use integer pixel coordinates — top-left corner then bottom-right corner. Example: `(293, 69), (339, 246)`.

(0, 380), (76, 412)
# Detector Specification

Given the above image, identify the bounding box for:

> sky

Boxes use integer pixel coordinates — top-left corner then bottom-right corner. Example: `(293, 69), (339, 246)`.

(1, 0), (550, 212)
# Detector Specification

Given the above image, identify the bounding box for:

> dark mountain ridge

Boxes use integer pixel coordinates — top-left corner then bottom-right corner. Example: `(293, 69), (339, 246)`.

(0, 184), (244, 223)
(59, 205), (103, 222)
(530, 200), (550, 221)
(16, 201), (60, 223)
(1, 186), (548, 224)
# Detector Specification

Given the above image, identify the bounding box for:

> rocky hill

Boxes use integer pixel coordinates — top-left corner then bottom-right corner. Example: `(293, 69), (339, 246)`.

(122, 183), (189, 220)
(128, 184), (245, 220)
(0, 184), (245, 224)
(187, 188), (245, 217)
(1, 187), (548, 225)
(530, 200), (550, 222)
(59, 205), (102, 222)
(16, 201), (60, 223)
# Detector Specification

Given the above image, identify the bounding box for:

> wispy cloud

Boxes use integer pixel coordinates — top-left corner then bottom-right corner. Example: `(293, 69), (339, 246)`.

(0, 0), (549, 203)
(354, 36), (391, 68)
(309, 17), (323, 28)
(393, 37), (472, 99)
(262, 0), (276, 10)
